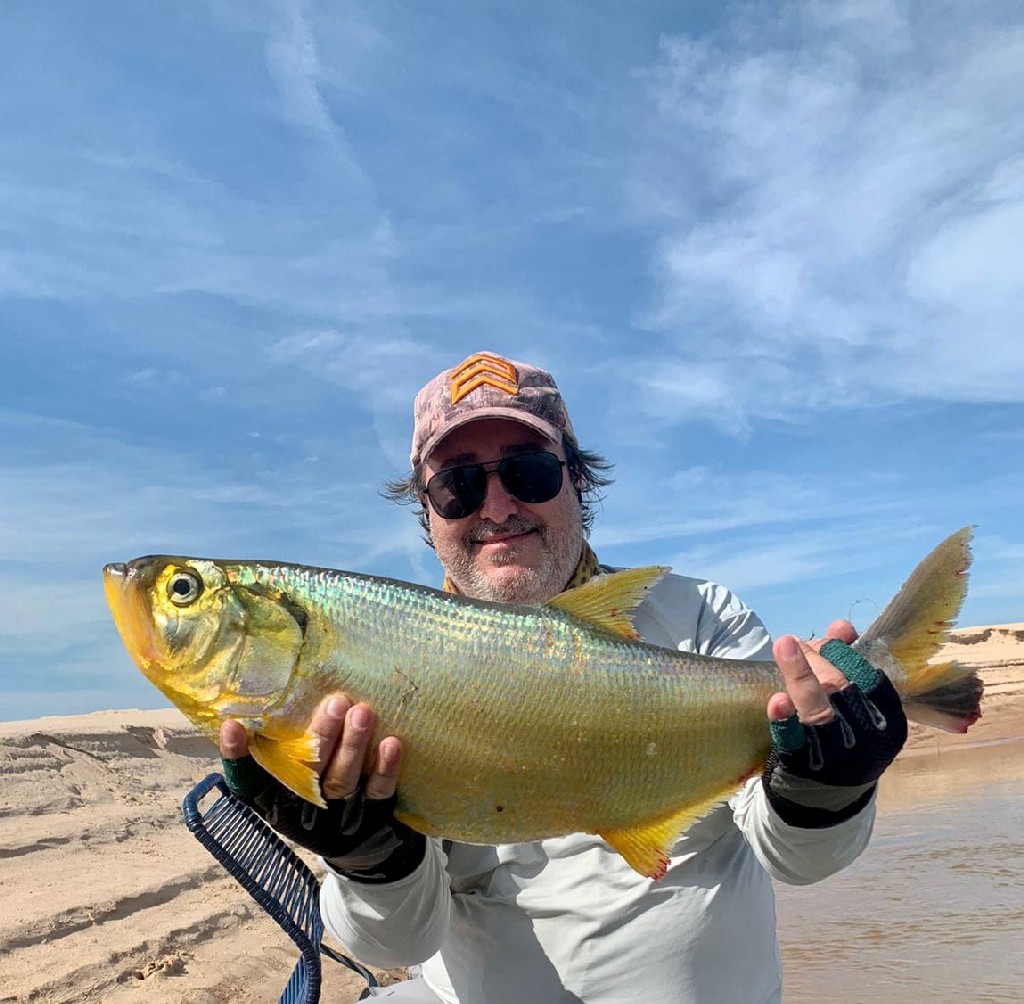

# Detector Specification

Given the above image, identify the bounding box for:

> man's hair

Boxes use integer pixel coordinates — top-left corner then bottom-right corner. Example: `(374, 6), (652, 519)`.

(382, 436), (614, 548)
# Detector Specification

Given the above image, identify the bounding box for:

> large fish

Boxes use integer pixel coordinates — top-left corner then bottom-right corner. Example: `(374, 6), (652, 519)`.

(103, 528), (982, 878)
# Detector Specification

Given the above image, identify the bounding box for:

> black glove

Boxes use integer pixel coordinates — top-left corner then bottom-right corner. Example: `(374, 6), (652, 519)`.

(222, 755), (426, 883)
(762, 639), (908, 828)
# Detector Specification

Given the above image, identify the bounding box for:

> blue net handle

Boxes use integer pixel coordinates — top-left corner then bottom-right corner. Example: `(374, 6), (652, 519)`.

(182, 772), (378, 1003)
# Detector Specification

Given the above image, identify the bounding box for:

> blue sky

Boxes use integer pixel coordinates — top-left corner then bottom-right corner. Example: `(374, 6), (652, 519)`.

(2, 0), (1022, 721)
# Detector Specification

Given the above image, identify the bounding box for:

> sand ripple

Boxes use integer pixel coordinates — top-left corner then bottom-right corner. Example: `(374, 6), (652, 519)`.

(0, 710), (386, 1003)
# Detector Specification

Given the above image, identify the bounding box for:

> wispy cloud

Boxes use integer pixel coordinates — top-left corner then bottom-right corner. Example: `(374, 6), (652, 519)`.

(595, 464), (873, 550)
(627, 0), (1024, 430)
(263, 0), (377, 187)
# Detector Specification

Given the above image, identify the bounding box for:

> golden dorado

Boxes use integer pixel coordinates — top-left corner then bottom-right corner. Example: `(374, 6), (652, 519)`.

(103, 528), (982, 878)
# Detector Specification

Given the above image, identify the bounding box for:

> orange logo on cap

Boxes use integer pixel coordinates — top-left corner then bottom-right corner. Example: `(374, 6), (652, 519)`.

(449, 353), (518, 404)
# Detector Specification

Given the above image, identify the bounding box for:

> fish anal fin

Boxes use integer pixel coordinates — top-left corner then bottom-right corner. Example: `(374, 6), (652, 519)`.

(599, 785), (734, 879)
(250, 730), (325, 808)
(548, 566), (670, 640)
(394, 808), (439, 836)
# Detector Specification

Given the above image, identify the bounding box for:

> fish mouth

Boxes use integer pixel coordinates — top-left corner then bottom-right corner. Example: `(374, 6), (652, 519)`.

(103, 561), (161, 672)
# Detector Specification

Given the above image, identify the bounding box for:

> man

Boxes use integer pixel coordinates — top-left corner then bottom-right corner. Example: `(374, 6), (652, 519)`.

(220, 351), (906, 1002)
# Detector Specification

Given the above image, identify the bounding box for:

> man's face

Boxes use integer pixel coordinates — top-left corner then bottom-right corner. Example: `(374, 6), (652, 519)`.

(423, 418), (584, 604)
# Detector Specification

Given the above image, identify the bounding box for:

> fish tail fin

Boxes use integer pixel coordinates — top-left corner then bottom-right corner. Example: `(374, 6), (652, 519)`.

(855, 526), (983, 734)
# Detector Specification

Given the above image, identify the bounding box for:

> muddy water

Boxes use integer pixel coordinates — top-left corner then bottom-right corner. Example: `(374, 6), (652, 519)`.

(776, 738), (1024, 1002)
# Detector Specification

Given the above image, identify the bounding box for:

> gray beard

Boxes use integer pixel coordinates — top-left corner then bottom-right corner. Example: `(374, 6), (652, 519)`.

(442, 517), (583, 604)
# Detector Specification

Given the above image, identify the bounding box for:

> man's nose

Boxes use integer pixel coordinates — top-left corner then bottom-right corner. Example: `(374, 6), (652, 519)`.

(476, 469), (519, 523)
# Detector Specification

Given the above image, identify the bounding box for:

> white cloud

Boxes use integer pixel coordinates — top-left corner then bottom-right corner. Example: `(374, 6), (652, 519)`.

(264, 0), (365, 173)
(908, 197), (1024, 310)
(270, 331), (435, 408)
(630, 1), (1024, 430)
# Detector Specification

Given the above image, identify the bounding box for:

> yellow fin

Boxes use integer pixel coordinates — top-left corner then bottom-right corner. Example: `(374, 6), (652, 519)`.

(862, 527), (974, 678)
(394, 808), (438, 837)
(599, 784), (736, 879)
(548, 566), (669, 640)
(250, 730), (325, 808)
(858, 527), (983, 733)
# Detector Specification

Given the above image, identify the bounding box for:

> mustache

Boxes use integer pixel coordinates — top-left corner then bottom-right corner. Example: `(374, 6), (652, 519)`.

(469, 516), (542, 543)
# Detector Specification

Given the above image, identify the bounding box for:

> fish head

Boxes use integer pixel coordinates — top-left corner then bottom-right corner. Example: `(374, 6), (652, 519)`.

(103, 556), (307, 725)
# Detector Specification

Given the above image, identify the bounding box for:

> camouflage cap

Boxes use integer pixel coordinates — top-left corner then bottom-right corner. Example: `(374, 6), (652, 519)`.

(411, 351), (577, 468)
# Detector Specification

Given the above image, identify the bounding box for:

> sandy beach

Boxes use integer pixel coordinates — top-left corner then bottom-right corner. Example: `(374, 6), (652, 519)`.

(2, 624), (1022, 1003)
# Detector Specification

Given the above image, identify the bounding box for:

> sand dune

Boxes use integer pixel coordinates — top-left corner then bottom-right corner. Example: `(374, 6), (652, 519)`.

(0, 711), (385, 1002)
(1, 625), (1021, 1002)
(903, 622), (1024, 755)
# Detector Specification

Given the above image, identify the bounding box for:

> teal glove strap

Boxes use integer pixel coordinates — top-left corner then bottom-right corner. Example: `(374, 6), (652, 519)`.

(769, 715), (806, 753)
(222, 755), (272, 800)
(818, 639), (882, 692)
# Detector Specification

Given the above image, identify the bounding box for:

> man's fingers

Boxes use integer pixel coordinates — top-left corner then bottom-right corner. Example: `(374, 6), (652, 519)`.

(321, 703), (375, 800)
(364, 737), (404, 800)
(766, 692), (796, 722)
(824, 619), (858, 644)
(774, 635), (837, 726)
(309, 694), (352, 774)
(807, 620), (859, 652)
(794, 639), (849, 693)
(225, 695), (400, 802)
(219, 719), (249, 759)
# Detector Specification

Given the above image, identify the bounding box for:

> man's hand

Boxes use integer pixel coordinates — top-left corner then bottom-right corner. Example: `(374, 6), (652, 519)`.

(219, 695), (425, 882)
(762, 619), (908, 828)
(220, 696), (403, 801)
(767, 619), (858, 726)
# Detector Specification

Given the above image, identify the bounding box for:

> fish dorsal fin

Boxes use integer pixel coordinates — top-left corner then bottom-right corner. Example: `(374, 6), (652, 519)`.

(547, 566), (669, 640)
(250, 729), (325, 808)
(599, 781), (741, 879)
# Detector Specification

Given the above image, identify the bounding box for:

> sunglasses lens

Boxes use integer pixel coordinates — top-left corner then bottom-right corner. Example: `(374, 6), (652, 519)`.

(426, 465), (488, 519)
(425, 452), (565, 519)
(499, 453), (564, 504)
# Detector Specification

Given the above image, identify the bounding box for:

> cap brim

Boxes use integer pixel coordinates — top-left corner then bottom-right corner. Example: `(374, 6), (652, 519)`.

(416, 408), (562, 466)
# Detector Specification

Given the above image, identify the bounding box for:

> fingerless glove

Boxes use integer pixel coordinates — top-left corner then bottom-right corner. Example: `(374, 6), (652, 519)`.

(762, 640), (908, 828)
(222, 755), (426, 883)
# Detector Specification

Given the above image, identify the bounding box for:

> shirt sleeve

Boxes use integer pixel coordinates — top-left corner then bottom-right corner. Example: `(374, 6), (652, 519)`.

(730, 777), (876, 884)
(319, 837), (453, 968)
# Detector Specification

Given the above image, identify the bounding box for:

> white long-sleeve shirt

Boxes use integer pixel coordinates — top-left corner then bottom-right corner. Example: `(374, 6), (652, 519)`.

(321, 573), (876, 1003)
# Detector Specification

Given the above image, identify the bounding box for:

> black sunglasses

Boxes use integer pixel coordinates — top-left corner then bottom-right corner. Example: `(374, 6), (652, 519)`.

(425, 451), (567, 520)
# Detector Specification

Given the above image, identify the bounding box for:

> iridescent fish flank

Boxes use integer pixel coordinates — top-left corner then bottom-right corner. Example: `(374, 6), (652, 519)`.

(103, 528), (983, 878)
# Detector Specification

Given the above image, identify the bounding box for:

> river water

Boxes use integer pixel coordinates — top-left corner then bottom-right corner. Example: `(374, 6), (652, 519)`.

(776, 737), (1024, 1002)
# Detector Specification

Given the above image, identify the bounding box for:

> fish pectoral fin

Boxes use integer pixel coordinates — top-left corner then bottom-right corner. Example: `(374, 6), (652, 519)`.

(249, 730), (325, 808)
(599, 788), (733, 879)
(548, 566), (670, 640)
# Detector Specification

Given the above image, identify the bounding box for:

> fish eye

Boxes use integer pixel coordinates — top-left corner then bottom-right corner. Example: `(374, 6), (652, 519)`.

(167, 570), (203, 607)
